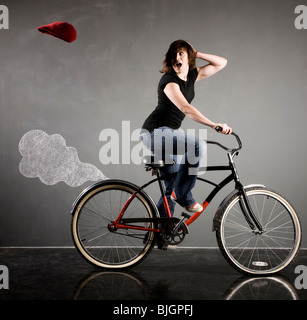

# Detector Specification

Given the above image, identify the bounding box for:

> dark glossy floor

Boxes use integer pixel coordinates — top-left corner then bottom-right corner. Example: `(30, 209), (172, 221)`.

(0, 247), (306, 301)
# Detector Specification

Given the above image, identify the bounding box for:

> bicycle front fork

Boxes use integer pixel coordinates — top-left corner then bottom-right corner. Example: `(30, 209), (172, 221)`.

(238, 185), (264, 234)
(229, 152), (264, 234)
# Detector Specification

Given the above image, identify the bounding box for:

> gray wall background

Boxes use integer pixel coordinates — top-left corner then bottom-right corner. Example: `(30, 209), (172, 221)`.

(0, 0), (306, 247)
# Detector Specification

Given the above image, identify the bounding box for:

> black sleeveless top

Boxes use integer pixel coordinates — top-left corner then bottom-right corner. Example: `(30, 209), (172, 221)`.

(142, 68), (198, 132)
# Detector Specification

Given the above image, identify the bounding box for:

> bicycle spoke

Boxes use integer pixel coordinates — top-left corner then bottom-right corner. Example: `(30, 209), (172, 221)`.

(72, 182), (156, 268)
(218, 188), (301, 275)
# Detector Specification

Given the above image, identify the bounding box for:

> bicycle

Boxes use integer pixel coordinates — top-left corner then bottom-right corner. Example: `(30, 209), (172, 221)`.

(71, 127), (302, 276)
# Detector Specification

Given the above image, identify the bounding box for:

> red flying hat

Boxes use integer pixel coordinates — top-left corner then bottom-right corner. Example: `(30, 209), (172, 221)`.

(37, 21), (77, 43)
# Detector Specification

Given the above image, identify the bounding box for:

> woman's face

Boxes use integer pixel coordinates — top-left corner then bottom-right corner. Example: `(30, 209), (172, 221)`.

(172, 48), (189, 74)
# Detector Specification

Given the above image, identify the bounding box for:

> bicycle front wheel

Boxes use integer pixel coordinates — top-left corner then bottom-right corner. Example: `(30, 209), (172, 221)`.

(71, 180), (157, 269)
(216, 187), (301, 276)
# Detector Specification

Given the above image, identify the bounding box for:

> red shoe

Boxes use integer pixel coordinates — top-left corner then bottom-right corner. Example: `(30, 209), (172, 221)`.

(186, 202), (203, 213)
(170, 190), (177, 202)
(171, 191), (203, 213)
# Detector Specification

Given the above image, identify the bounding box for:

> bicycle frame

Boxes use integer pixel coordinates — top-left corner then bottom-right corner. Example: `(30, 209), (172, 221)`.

(109, 132), (264, 234)
(71, 128), (301, 275)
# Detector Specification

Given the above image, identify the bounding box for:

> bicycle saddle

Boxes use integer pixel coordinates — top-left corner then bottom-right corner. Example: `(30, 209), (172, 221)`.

(142, 155), (165, 168)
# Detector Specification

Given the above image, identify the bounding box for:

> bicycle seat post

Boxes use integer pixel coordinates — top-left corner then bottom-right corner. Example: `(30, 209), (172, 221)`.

(142, 156), (172, 218)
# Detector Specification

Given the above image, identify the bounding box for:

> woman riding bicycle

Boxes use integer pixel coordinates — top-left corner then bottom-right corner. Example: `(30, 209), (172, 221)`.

(140, 40), (232, 217)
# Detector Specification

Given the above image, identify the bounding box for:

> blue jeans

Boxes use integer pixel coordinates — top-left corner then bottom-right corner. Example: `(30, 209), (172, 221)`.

(140, 127), (206, 217)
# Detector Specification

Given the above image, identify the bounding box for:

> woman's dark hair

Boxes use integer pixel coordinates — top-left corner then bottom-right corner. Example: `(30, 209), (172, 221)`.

(160, 40), (196, 73)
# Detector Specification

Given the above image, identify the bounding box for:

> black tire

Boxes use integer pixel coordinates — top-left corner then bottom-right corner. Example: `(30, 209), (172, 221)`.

(216, 187), (302, 276)
(71, 179), (157, 269)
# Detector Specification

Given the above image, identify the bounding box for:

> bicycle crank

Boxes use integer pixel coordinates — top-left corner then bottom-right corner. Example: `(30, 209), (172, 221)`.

(159, 213), (190, 246)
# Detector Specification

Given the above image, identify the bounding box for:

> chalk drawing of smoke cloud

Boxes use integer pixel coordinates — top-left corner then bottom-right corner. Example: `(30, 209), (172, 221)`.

(19, 130), (107, 187)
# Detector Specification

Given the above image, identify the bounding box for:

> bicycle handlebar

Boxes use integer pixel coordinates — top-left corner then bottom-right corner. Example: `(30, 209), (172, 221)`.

(206, 126), (242, 153)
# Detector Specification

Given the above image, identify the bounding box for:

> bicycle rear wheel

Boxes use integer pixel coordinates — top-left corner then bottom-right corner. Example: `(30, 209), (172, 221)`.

(71, 180), (157, 269)
(216, 187), (301, 276)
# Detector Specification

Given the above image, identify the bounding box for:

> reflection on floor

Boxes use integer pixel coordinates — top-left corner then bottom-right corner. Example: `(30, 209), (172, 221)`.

(0, 248), (306, 300)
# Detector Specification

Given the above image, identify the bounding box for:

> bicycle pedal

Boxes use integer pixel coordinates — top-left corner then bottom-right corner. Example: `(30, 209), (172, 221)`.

(181, 212), (191, 219)
(157, 241), (168, 250)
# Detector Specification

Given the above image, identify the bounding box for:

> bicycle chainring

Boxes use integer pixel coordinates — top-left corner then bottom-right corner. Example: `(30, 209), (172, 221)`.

(159, 222), (186, 245)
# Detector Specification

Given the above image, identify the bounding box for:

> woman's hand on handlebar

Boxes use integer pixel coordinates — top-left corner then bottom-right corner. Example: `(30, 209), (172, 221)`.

(213, 123), (232, 135)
